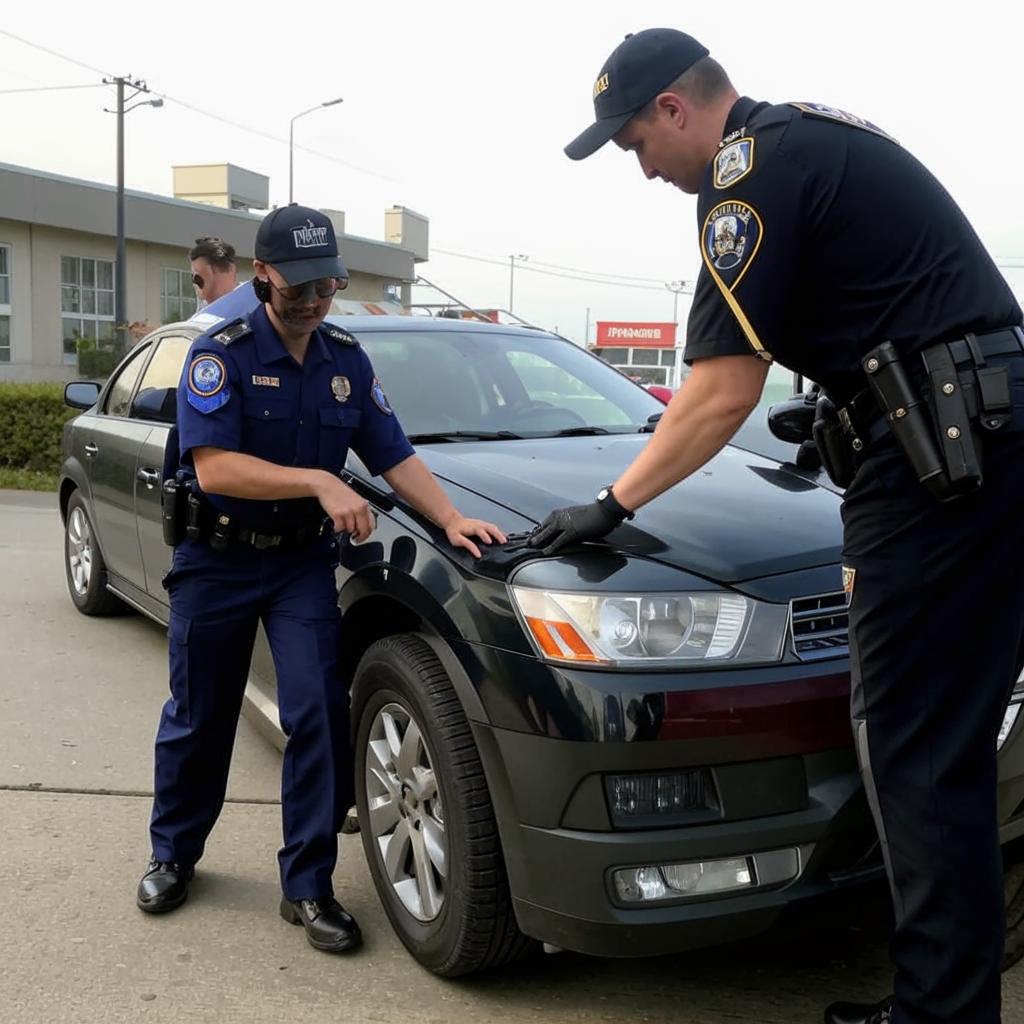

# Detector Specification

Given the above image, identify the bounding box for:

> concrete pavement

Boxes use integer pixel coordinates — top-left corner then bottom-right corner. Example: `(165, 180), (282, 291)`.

(2, 489), (1021, 1023)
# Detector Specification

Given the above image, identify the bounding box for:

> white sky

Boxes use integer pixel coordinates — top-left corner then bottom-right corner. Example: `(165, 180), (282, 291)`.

(2, 1), (1022, 341)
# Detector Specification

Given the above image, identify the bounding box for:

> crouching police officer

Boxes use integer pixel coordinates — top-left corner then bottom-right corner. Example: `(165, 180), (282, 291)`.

(543, 29), (1024, 1024)
(138, 204), (505, 953)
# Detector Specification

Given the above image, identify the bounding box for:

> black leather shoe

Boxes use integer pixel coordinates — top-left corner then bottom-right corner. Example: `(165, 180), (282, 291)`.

(136, 859), (194, 914)
(825, 996), (894, 1024)
(280, 896), (363, 953)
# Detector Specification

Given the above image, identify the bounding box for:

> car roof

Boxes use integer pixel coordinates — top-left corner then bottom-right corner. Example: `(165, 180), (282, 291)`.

(163, 314), (562, 344)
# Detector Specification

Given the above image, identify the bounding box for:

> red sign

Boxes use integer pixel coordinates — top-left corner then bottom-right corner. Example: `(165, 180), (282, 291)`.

(595, 321), (677, 348)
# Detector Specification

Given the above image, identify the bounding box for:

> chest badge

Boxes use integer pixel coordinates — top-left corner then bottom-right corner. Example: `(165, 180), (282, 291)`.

(714, 137), (754, 189)
(252, 374), (280, 387)
(331, 375), (351, 403)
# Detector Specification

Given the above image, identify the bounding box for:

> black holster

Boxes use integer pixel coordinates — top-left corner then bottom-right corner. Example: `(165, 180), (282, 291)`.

(863, 341), (983, 501)
(161, 477), (187, 546)
(812, 393), (857, 488)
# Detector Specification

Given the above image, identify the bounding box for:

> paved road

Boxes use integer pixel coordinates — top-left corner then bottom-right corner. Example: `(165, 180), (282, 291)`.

(2, 490), (1021, 1023)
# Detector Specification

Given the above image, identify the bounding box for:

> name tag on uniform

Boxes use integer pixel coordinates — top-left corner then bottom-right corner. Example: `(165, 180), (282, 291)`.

(252, 375), (280, 387)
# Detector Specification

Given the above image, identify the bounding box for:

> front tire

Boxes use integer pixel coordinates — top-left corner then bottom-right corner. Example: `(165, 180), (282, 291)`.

(64, 491), (123, 616)
(1004, 838), (1024, 971)
(352, 634), (534, 977)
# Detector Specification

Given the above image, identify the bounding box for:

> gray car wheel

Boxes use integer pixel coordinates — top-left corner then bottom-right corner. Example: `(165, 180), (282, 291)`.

(352, 634), (535, 977)
(63, 491), (123, 616)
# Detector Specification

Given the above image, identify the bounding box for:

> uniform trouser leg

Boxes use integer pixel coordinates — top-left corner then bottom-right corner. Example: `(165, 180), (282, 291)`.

(150, 551), (261, 867)
(842, 429), (1024, 1024)
(262, 550), (352, 901)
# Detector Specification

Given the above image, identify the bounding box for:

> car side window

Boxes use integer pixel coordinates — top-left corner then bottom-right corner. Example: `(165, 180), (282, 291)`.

(102, 344), (150, 418)
(135, 335), (192, 405)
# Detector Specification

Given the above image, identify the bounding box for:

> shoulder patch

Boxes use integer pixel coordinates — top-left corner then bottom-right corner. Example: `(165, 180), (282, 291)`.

(209, 317), (252, 346)
(186, 353), (231, 414)
(325, 325), (359, 346)
(703, 200), (763, 285)
(714, 137), (755, 189)
(788, 102), (898, 144)
(370, 377), (393, 416)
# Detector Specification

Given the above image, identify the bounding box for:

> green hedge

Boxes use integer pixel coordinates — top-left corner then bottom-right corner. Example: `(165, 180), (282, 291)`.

(0, 382), (77, 474)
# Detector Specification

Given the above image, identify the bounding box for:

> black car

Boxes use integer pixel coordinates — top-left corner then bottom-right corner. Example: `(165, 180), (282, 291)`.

(59, 316), (1024, 976)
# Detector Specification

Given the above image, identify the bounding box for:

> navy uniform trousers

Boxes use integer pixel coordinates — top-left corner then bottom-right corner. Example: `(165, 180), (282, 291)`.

(149, 535), (353, 901)
(842, 356), (1024, 1024)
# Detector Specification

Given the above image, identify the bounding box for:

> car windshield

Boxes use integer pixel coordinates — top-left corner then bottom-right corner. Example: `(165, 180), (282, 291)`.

(355, 327), (664, 439)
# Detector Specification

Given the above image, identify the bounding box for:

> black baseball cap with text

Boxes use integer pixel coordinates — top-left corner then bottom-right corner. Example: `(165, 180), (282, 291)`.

(254, 204), (349, 285)
(564, 28), (709, 161)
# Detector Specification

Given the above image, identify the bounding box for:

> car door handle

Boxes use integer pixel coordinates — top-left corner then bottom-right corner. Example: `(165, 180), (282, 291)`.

(84, 442), (99, 458)
(136, 468), (161, 488)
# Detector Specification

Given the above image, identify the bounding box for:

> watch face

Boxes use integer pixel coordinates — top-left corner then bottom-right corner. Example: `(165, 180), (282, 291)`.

(597, 488), (610, 502)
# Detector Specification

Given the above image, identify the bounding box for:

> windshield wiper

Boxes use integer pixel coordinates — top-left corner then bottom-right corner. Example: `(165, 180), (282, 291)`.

(544, 426), (611, 437)
(408, 430), (523, 443)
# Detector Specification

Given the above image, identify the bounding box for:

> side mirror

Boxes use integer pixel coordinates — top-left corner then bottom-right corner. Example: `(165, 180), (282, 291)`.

(132, 387), (177, 424)
(768, 391), (818, 444)
(64, 381), (102, 410)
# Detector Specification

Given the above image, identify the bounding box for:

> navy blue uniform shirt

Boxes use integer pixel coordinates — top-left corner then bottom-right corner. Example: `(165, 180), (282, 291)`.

(684, 97), (1023, 403)
(176, 304), (414, 529)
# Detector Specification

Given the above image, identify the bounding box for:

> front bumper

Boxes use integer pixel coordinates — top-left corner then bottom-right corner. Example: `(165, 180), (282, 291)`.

(471, 717), (880, 958)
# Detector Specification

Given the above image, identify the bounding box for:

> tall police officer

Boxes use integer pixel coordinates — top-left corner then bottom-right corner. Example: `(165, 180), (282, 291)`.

(540, 28), (1024, 1024)
(137, 204), (505, 953)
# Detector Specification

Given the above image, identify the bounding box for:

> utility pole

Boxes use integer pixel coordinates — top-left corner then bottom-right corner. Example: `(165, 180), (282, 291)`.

(103, 76), (162, 353)
(508, 253), (528, 313)
(664, 279), (691, 326)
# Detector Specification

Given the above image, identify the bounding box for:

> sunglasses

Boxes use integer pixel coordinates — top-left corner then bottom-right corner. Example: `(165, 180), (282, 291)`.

(267, 276), (349, 301)
(191, 273), (205, 290)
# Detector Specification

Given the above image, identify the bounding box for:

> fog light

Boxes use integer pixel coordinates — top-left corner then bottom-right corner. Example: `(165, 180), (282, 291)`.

(606, 769), (720, 828)
(612, 848), (801, 904)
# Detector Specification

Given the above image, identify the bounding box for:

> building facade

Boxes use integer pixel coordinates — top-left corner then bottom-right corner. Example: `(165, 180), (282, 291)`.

(0, 161), (428, 381)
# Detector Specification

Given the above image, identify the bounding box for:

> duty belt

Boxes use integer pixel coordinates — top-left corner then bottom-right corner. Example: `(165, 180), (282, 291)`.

(208, 514), (328, 552)
(838, 326), (1024, 450)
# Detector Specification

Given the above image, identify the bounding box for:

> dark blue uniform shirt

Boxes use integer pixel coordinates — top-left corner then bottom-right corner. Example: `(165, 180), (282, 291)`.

(684, 97), (1023, 403)
(176, 304), (415, 529)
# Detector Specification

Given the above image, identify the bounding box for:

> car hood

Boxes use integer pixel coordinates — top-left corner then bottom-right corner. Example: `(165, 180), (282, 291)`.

(417, 435), (842, 584)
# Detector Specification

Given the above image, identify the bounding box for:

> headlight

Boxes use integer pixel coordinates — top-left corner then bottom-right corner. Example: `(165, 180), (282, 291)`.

(998, 671), (1024, 752)
(511, 587), (789, 667)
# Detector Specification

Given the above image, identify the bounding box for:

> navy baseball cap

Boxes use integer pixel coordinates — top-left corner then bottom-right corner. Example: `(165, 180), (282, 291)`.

(565, 29), (709, 161)
(254, 204), (349, 285)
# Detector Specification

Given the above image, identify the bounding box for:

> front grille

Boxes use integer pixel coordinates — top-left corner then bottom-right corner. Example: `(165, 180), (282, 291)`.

(790, 591), (849, 661)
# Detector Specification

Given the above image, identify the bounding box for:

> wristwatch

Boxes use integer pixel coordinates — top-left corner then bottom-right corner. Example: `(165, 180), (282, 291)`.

(596, 485), (635, 522)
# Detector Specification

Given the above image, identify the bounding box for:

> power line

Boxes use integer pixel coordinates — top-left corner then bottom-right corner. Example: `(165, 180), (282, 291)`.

(432, 247), (692, 292)
(0, 27), (111, 77)
(0, 28), (400, 185)
(0, 83), (107, 95)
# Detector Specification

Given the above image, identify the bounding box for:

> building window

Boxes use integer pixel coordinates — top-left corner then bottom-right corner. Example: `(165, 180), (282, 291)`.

(0, 245), (10, 363)
(161, 268), (198, 323)
(61, 256), (115, 365)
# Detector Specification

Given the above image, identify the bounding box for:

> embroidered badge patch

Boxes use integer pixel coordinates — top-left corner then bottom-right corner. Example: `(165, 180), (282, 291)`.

(714, 137), (754, 189)
(371, 378), (393, 416)
(703, 200), (763, 284)
(186, 354), (230, 413)
(331, 375), (351, 403)
(843, 566), (856, 601)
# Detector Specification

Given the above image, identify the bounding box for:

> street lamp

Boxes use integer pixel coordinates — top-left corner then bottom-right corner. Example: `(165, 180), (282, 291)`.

(289, 97), (344, 203)
(103, 76), (162, 354)
(664, 279), (691, 325)
(508, 253), (528, 313)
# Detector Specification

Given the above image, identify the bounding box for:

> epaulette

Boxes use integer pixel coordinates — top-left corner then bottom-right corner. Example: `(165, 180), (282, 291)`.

(208, 317), (252, 346)
(324, 324), (359, 347)
(788, 102), (898, 144)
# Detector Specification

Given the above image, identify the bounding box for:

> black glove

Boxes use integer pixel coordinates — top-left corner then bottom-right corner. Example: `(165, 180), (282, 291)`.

(527, 501), (624, 556)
